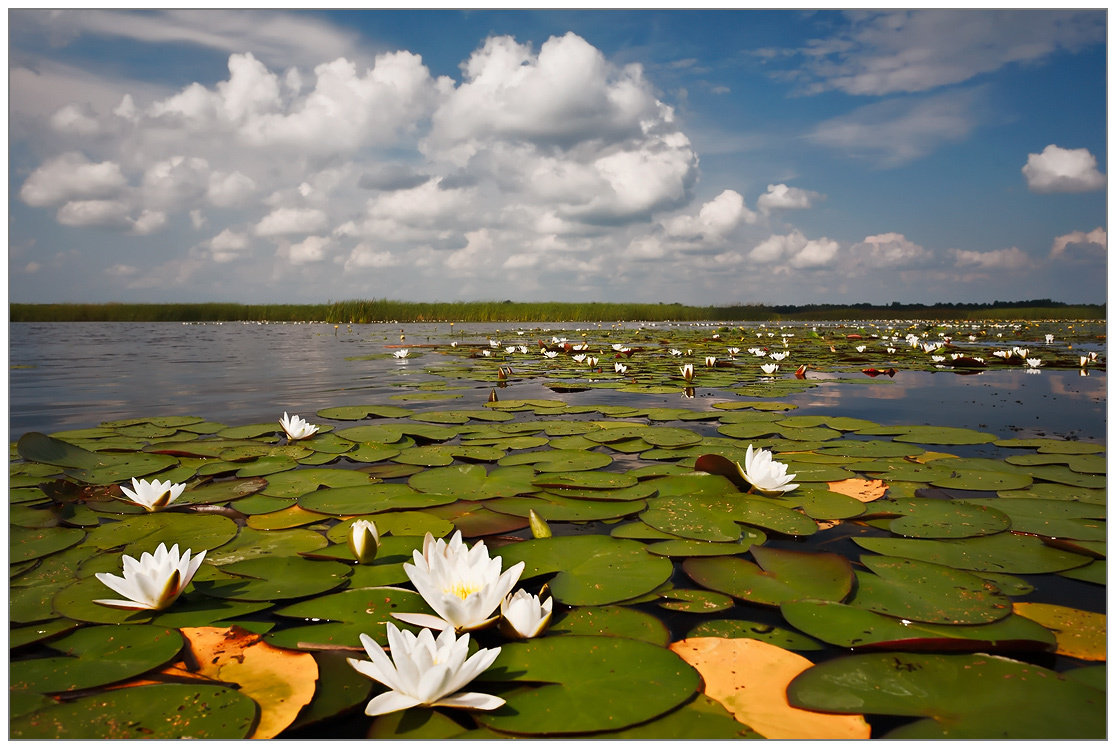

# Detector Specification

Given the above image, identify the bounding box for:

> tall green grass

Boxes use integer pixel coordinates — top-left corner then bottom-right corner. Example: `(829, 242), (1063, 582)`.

(10, 299), (1105, 323)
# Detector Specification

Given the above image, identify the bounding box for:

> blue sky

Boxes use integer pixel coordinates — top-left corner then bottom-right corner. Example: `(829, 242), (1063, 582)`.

(8, 9), (1108, 306)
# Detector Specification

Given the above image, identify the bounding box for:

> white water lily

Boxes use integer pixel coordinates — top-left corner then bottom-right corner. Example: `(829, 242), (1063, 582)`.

(505, 346), (517, 354)
(499, 589), (553, 640)
(348, 519), (380, 564)
(586, 356), (599, 367)
(94, 543), (206, 611)
(120, 476), (186, 511)
(669, 349), (683, 356)
(1045, 334), (1055, 343)
(704, 356), (717, 367)
(573, 353), (587, 363)
(393, 349), (410, 359)
(760, 363), (778, 375)
(737, 444), (799, 495)
(931, 355), (946, 362)
(394, 531), (525, 633)
(348, 623), (504, 716)
(518, 345), (529, 354)
(680, 363), (694, 381)
(726, 347), (740, 357)
(489, 339), (501, 348)
(615, 362), (628, 374)
(543, 350), (559, 359)
(770, 351), (788, 361)
(280, 412), (319, 440)
(1026, 358), (1043, 368)
(855, 345), (867, 353)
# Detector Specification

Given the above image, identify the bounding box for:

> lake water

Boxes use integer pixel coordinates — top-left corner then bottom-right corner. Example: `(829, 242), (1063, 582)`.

(9, 321), (1107, 445)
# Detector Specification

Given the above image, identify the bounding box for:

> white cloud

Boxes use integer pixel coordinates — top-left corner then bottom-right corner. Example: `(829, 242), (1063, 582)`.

(810, 89), (981, 167)
(664, 189), (755, 241)
(1051, 227), (1106, 260)
(779, 10), (1104, 96)
(444, 229), (494, 273)
(289, 235), (330, 264)
(344, 243), (401, 270)
(50, 103), (100, 135)
(141, 156), (211, 209)
(749, 230), (807, 264)
(207, 171), (257, 207)
(789, 237), (840, 268)
(254, 207), (329, 236)
(1022, 145), (1106, 194)
(950, 246), (1034, 270)
(132, 210), (167, 235)
(756, 183), (823, 213)
(207, 229), (251, 262)
(20, 152), (128, 207)
(56, 199), (131, 229)
(848, 232), (932, 267)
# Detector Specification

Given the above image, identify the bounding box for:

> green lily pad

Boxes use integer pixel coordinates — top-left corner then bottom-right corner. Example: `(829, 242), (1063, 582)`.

(848, 555), (1013, 624)
(9, 683), (259, 739)
(10, 618), (82, 650)
(203, 527), (329, 565)
(496, 536), (674, 606)
(268, 587), (435, 651)
(891, 426), (998, 445)
(179, 477), (269, 505)
(786, 652), (1104, 738)
(192, 556), (351, 602)
(498, 449), (613, 472)
(816, 440), (925, 458)
(317, 405), (414, 420)
(82, 512), (238, 557)
(781, 599), (1056, 651)
(870, 498), (1013, 538)
(656, 588), (736, 613)
(682, 546), (854, 607)
(854, 533), (1093, 574)
(686, 617), (825, 651)
(11, 525), (85, 563)
(286, 651), (374, 732)
(474, 635), (700, 735)
(406, 464), (537, 500)
(550, 605), (671, 646)
(483, 494), (647, 522)
(10, 624), (183, 693)
(298, 484), (456, 515)
(257, 468), (377, 498)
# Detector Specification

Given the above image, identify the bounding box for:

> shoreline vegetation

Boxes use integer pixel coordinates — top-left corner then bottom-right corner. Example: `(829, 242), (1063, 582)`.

(9, 298), (1105, 324)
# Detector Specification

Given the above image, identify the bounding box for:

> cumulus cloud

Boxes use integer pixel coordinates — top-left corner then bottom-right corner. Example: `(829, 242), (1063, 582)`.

(288, 235), (330, 264)
(344, 243), (401, 270)
(254, 207), (329, 236)
(56, 199), (133, 230)
(207, 171), (257, 207)
(810, 89), (981, 167)
(848, 232), (932, 267)
(756, 183), (824, 213)
(1022, 145), (1106, 193)
(664, 189), (756, 241)
(207, 229), (251, 262)
(20, 152), (128, 207)
(775, 10), (1104, 96)
(50, 103), (100, 135)
(1051, 227), (1105, 261)
(789, 237), (840, 268)
(949, 246), (1034, 270)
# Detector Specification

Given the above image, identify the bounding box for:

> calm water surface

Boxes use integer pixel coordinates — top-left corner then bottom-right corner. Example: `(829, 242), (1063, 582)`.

(9, 321), (1106, 446)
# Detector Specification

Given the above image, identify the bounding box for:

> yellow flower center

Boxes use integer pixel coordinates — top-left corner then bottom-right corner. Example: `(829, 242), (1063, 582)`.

(444, 580), (483, 600)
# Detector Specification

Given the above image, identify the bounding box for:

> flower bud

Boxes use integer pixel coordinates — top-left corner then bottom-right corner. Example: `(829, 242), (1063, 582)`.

(348, 519), (380, 564)
(499, 589), (553, 640)
(528, 509), (552, 539)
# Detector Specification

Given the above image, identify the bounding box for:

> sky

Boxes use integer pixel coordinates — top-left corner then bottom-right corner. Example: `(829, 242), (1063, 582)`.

(7, 8), (1109, 306)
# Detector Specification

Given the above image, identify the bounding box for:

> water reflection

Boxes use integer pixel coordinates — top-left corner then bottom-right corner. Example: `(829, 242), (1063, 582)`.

(9, 321), (1106, 444)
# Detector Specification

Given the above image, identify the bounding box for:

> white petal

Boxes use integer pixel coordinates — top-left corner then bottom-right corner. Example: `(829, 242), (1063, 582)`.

(432, 692), (506, 711)
(364, 690), (424, 716)
(392, 612), (452, 631)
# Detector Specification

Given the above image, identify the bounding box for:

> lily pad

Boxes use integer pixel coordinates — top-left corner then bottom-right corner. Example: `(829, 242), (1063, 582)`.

(298, 484), (456, 515)
(847, 555), (1013, 624)
(854, 532), (1093, 574)
(786, 652), (1105, 739)
(683, 546), (854, 607)
(268, 587), (435, 651)
(192, 556), (351, 602)
(474, 635), (701, 735)
(550, 605), (671, 646)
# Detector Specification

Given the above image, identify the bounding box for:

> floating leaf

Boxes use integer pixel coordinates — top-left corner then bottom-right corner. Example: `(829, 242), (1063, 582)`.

(268, 587), (435, 651)
(787, 652), (1105, 739)
(298, 484), (455, 515)
(686, 617), (825, 651)
(847, 555), (1012, 624)
(193, 556), (351, 602)
(683, 546), (854, 607)
(670, 637), (870, 739)
(550, 605), (671, 646)
(474, 635), (701, 735)
(854, 532), (1093, 574)
(1012, 602), (1106, 661)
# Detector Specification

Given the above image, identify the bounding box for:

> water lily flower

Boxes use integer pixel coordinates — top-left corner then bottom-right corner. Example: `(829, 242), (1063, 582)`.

(586, 356), (599, 367)
(572, 354), (586, 363)
(482, 349), (492, 357)
(611, 343), (625, 351)
(1026, 358), (1042, 368)
(680, 363), (695, 381)
(1080, 355), (1089, 367)
(760, 363), (778, 375)
(855, 345), (867, 353)
(120, 476), (186, 511)
(1045, 334), (1055, 343)
(450, 341), (458, 347)
(615, 362), (628, 374)
(887, 347), (897, 354)
(726, 347), (740, 357)
(394, 349), (410, 359)
(489, 339), (501, 348)
(737, 444), (799, 495)
(543, 350), (559, 359)
(348, 519), (380, 564)
(394, 531), (525, 633)
(505, 346), (517, 354)
(705, 356), (717, 367)
(931, 355), (946, 362)
(499, 589), (554, 640)
(94, 543), (206, 611)
(348, 623), (504, 716)
(280, 412), (319, 440)
(1013, 347), (1029, 359)
(770, 351), (788, 361)
(517, 345), (529, 354)
(669, 349), (683, 356)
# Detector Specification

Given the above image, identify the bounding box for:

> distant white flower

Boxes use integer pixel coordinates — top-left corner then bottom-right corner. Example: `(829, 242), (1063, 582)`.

(489, 340), (501, 348)
(348, 624), (504, 716)
(450, 341), (458, 347)
(505, 346), (517, 354)
(573, 354), (586, 363)
(760, 363), (778, 375)
(394, 349), (410, 359)
(1013, 347), (1029, 359)
(543, 350), (559, 359)
(1045, 334), (1055, 344)
(704, 356), (717, 367)
(499, 589), (553, 640)
(517, 345), (529, 354)
(770, 351), (788, 361)
(94, 543), (206, 611)
(1080, 355), (1089, 367)
(280, 412), (319, 440)
(394, 531), (525, 633)
(1026, 358), (1042, 368)
(120, 477), (185, 511)
(887, 347), (896, 354)
(586, 356), (599, 367)
(615, 362), (629, 374)
(611, 343), (625, 351)
(855, 345), (867, 353)
(968, 335), (977, 342)
(737, 444), (799, 495)
(680, 363), (695, 381)
(669, 349), (683, 356)
(348, 519), (380, 564)
(726, 347), (740, 357)
(931, 355), (946, 362)
(482, 350), (492, 357)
